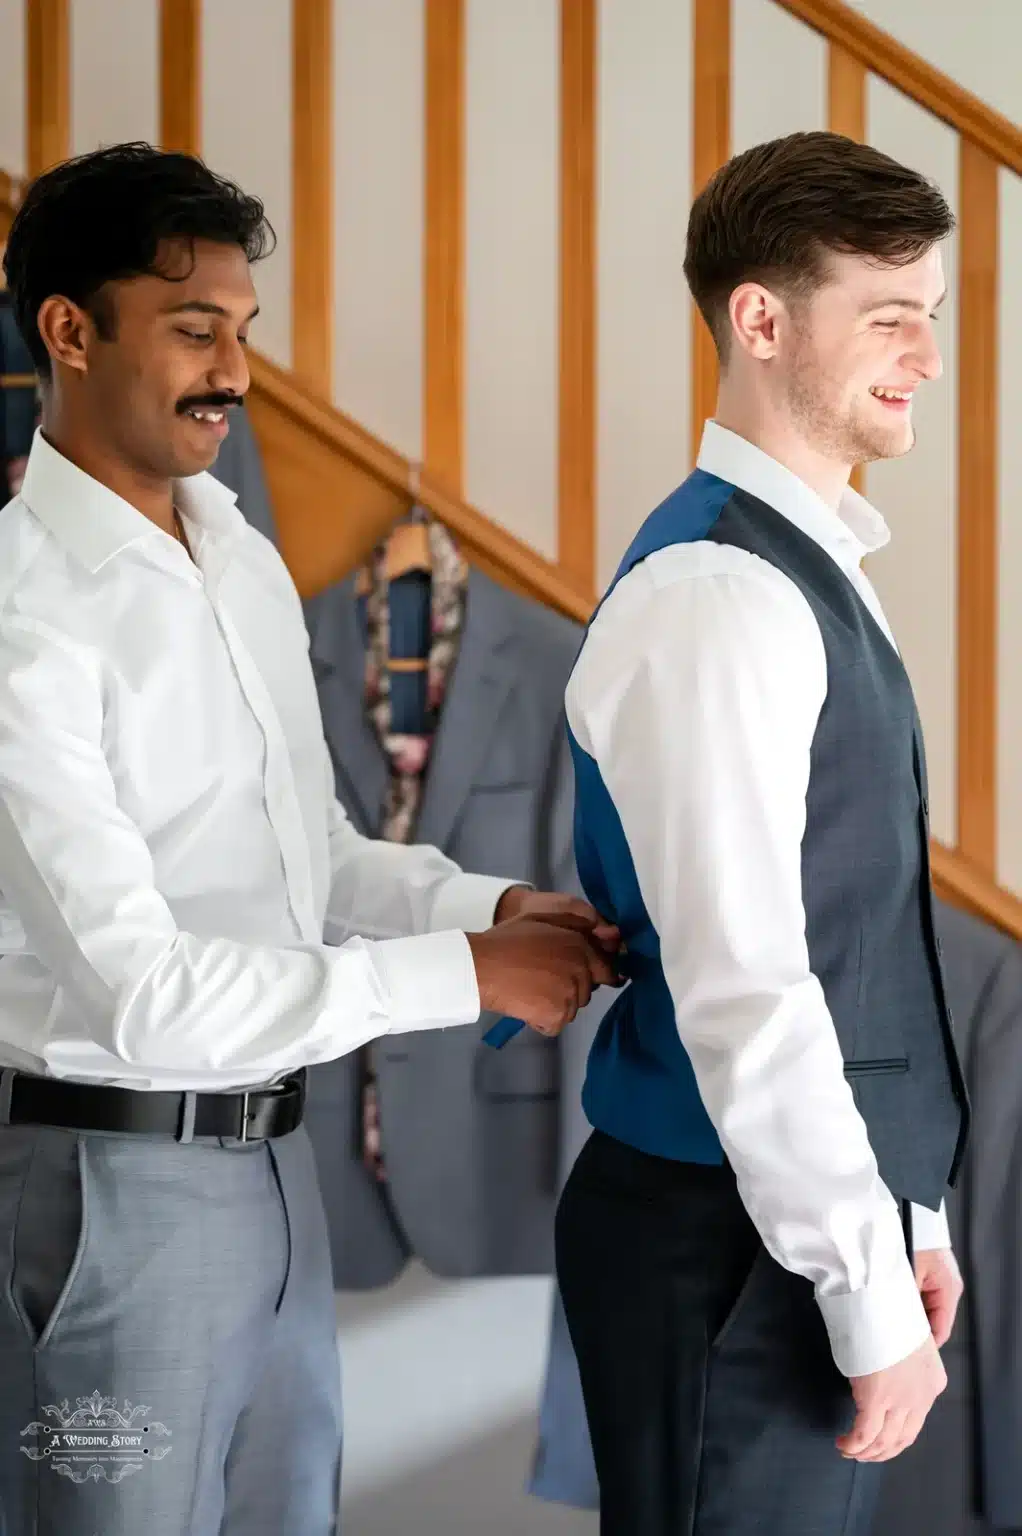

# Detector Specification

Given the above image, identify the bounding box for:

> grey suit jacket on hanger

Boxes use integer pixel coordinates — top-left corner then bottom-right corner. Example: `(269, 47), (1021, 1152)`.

(872, 899), (1022, 1535)
(302, 568), (611, 1286)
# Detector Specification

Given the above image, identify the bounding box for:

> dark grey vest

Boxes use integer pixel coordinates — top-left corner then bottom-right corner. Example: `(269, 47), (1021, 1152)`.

(576, 471), (969, 1209)
(718, 487), (970, 1205)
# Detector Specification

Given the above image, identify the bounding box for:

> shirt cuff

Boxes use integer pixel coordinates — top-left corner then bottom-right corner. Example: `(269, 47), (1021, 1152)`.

(817, 1257), (931, 1378)
(368, 929), (481, 1033)
(430, 872), (525, 934)
(910, 1200), (951, 1251)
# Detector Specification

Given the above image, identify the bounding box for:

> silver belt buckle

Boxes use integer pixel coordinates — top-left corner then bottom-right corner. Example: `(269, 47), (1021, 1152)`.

(239, 1090), (252, 1143)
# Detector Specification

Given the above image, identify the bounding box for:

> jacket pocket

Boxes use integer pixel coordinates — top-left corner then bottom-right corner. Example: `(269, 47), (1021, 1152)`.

(843, 1057), (910, 1078)
(474, 1023), (560, 1102)
(10, 1130), (90, 1350)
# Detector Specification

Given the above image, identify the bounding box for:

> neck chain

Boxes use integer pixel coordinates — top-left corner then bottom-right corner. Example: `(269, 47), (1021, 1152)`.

(172, 507), (190, 553)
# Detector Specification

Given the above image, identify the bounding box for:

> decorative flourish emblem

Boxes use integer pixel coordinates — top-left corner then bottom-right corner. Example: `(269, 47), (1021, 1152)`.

(21, 1393), (172, 1483)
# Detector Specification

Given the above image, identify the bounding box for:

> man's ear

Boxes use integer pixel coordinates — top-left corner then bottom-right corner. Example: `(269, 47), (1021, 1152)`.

(36, 295), (93, 376)
(728, 282), (785, 361)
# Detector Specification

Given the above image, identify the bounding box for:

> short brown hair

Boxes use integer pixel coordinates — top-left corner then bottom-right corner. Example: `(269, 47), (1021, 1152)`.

(684, 131), (954, 356)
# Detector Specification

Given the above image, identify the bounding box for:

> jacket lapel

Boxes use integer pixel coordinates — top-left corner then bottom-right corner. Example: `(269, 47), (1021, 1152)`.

(305, 580), (387, 837)
(416, 571), (519, 852)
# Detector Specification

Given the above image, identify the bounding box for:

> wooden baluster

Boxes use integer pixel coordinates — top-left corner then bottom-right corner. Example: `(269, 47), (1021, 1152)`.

(159, 0), (202, 157)
(957, 141), (999, 874)
(827, 40), (868, 494)
(558, 0), (597, 602)
(292, 0), (333, 396)
(26, 0), (70, 177)
(423, 0), (465, 497)
(691, 0), (731, 463)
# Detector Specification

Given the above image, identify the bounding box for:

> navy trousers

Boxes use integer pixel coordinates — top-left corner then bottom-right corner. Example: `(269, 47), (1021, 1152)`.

(556, 1131), (886, 1536)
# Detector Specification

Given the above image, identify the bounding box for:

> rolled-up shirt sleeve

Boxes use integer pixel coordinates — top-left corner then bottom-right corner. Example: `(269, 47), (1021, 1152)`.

(566, 550), (931, 1378)
(0, 615), (486, 1077)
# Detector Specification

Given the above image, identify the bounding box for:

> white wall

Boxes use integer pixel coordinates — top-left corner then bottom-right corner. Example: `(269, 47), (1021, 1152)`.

(202, 0), (293, 368)
(464, 0), (559, 558)
(334, 0), (423, 461)
(848, 0), (1021, 125)
(596, 0), (692, 589)
(0, 0), (25, 177)
(71, 0), (158, 153)
(4, 0), (1019, 884)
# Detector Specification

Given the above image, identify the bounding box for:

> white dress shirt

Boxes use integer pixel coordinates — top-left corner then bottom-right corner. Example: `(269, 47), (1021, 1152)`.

(566, 420), (948, 1379)
(0, 432), (512, 1092)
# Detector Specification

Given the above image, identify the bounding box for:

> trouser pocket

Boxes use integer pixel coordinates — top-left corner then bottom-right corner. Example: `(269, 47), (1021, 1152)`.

(9, 1127), (88, 1349)
(709, 1237), (765, 1354)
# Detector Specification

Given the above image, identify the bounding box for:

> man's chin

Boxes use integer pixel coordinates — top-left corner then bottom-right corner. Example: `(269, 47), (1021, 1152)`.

(855, 421), (916, 465)
(170, 430), (224, 478)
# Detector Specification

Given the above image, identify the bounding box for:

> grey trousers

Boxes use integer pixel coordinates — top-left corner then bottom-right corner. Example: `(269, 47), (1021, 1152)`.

(0, 1119), (342, 1535)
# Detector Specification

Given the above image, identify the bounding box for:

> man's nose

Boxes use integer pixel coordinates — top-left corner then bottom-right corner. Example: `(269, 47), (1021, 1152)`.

(207, 333), (250, 399)
(910, 321), (943, 383)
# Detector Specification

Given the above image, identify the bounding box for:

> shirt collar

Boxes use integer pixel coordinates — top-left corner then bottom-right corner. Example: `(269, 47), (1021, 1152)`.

(696, 420), (890, 572)
(19, 428), (246, 575)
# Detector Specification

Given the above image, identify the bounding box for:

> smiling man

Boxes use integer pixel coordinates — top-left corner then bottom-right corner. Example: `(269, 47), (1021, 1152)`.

(0, 144), (619, 1536)
(554, 131), (970, 1536)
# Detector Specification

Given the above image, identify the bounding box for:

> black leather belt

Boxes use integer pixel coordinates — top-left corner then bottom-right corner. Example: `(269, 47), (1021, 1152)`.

(0, 1067), (306, 1143)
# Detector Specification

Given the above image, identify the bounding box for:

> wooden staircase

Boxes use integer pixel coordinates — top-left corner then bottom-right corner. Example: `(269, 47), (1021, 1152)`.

(2, 0), (1021, 943)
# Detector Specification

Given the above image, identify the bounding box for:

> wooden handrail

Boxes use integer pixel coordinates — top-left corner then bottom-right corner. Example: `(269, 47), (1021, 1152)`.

(246, 350), (592, 626)
(930, 845), (1022, 942)
(773, 0), (1022, 174)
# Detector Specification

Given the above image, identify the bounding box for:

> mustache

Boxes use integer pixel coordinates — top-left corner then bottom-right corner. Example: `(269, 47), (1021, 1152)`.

(176, 391), (244, 415)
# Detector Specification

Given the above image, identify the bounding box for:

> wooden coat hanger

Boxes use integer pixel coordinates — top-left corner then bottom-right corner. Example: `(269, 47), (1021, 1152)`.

(383, 517), (433, 581)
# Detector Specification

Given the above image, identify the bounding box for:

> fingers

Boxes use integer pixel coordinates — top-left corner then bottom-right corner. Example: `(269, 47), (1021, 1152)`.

(545, 897), (604, 928)
(532, 910), (604, 935)
(838, 1399), (934, 1464)
(586, 943), (625, 988)
(893, 1405), (928, 1457)
(836, 1402), (889, 1460)
(531, 972), (584, 1038)
(852, 1403), (929, 1462)
(574, 957), (593, 1010)
(849, 1408), (907, 1462)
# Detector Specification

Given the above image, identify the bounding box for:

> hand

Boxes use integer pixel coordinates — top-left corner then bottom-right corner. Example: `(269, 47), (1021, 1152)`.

(837, 1334), (947, 1463)
(467, 916), (623, 1036)
(494, 885), (620, 953)
(914, 1247), (964, 1348)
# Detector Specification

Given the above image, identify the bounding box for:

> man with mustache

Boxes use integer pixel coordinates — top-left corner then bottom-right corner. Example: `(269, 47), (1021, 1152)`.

(0, 143), (619, 1536)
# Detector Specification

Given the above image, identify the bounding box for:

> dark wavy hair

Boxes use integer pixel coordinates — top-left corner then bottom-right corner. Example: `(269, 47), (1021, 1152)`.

(685, 131), (954, 359)
(2, 141), (274, 377)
